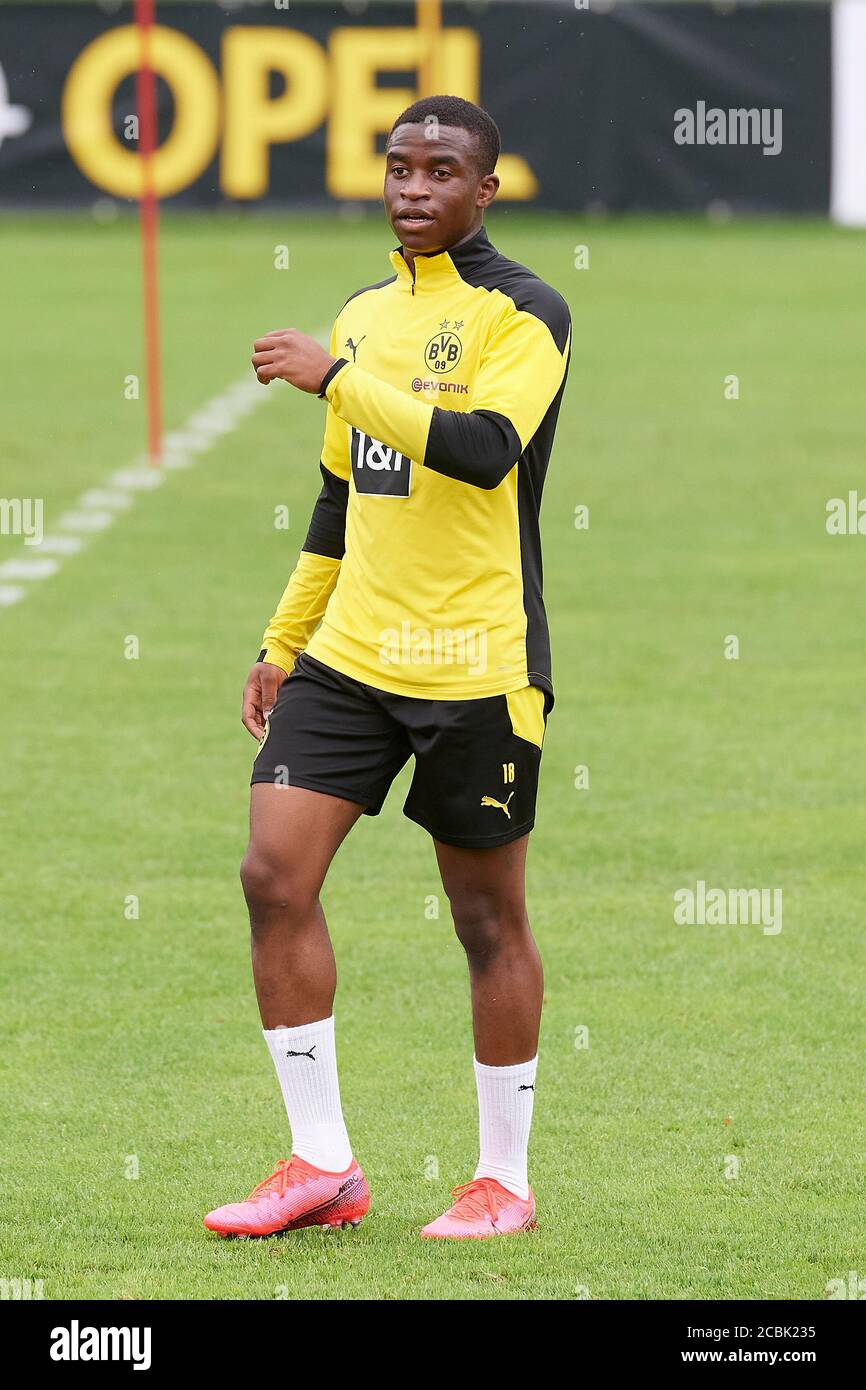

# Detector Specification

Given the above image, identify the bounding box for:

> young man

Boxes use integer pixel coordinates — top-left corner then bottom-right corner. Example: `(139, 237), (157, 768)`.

(204, 96), (571, 1240)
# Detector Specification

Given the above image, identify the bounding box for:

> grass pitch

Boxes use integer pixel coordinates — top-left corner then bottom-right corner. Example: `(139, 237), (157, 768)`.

(1, 209), (864, 1300)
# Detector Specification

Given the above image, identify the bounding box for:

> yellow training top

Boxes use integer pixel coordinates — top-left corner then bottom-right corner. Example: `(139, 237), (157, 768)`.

(260, 224), (571, 705)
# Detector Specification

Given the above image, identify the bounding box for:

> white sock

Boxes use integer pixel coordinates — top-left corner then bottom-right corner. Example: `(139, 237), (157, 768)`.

(473, 1055), (537, 1200)
(262, 1016), (353, 1172)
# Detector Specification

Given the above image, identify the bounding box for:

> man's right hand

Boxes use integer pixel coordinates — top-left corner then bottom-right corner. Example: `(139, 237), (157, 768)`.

(242, 661), (289, 739)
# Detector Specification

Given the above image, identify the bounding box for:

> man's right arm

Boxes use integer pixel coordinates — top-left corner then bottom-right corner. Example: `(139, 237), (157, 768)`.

(242, 324), (350, 738)
(257, 461), (348, 676)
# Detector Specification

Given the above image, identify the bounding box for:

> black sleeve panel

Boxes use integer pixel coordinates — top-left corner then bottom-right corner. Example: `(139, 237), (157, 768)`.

(495, 274), (572, 354)
(302, 462), (349, 559)
(318, 357), (350, 398)
(423, 408), (524, 491)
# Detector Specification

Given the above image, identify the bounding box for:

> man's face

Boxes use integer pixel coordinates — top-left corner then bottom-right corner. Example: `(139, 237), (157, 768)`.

(383, 122), (498, 254)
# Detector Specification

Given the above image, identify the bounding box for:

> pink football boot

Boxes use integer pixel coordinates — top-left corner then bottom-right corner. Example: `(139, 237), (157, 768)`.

(204, 1156), (369, 1237)
(421, 1177), (537, 1239)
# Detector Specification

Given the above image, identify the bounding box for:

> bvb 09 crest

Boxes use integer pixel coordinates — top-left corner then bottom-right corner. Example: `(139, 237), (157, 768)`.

(424, 322), (463, 374)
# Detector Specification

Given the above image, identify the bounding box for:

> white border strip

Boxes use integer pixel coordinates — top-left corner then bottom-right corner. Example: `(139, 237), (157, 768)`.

(831, 0), (866, 227)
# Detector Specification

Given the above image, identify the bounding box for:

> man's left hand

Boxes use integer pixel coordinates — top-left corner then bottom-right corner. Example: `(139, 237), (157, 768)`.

(252, 329), (337, 394)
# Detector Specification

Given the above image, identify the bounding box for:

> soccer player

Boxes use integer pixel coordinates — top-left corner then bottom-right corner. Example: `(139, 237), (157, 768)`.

(204, 96), (571, 1240)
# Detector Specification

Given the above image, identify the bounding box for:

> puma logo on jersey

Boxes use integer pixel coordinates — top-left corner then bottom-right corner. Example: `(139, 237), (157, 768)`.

(345, 335), (366, 362)
(481, 792), (515, 819)
(350, 428), (412, 497)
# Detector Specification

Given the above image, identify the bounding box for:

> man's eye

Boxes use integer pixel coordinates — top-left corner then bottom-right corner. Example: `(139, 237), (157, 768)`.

(434, 169), (451, 178)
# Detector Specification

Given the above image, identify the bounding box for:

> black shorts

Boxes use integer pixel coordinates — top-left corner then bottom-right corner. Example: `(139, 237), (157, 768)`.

(251, 653), (551, 849)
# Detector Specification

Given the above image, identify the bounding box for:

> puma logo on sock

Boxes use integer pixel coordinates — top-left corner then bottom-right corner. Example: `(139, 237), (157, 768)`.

(285, 1045), (317, 1061)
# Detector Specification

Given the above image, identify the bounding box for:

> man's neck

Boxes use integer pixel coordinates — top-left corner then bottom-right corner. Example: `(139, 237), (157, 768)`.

(400, 219), (483, 274)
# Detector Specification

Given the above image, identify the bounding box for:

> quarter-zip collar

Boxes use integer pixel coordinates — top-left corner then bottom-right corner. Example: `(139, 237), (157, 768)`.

(388, 223), (497, 295)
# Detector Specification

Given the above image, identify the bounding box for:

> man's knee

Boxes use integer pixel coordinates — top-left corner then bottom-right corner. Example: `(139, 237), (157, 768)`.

(240, 848), (317, 928)
(449, 889), (528, 961)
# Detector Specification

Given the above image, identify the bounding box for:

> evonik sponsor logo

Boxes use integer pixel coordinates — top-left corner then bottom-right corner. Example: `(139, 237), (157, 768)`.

(411, 378), (469, 394)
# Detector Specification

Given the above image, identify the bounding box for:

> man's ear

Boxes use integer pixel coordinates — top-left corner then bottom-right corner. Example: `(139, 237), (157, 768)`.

(478, 173), (500, 210)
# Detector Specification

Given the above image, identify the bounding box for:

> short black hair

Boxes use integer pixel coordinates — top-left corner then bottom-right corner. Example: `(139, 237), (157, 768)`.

(387, 95), (500, 177)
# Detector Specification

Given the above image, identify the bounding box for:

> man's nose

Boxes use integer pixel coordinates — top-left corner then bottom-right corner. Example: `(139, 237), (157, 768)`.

(403, 173), (431, 198)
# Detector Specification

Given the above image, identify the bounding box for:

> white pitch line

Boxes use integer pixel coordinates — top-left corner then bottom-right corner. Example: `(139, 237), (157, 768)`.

(80, 489), (134, 510)
(58, 510), (115, 532)
(0, 557), (60, 580)
(34, 536), (84, 556)
(107, 467), (165, 491)
(0, 361), (305, 610)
